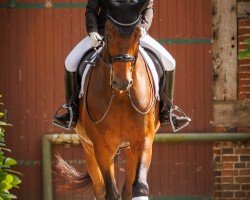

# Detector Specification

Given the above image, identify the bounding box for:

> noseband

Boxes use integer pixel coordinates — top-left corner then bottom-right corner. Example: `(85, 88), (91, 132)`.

(110, 54), (136, 63)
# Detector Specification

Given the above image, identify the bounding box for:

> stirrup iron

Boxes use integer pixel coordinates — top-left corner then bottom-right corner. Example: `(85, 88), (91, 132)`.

(52, 104), (74, 130)
(169, 106), (191, 132)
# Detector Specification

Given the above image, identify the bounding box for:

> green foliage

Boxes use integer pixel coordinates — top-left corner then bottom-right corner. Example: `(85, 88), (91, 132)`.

(0, 96), (21, 199)
(238, 38), (250, 59)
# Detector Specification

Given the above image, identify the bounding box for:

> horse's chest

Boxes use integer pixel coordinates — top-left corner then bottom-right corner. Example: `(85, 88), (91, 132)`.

(105, 103), (148, 133)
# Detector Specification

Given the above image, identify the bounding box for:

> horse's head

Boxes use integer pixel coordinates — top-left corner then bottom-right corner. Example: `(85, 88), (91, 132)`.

(103, 0), (149, 92)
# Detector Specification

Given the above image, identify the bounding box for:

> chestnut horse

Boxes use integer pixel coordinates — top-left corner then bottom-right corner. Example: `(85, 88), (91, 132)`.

(56, 0), (160, 199)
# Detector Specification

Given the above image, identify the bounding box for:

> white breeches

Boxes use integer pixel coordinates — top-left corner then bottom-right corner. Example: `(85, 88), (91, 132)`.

(65, 34), (176, 72)
(140, 34), (176, 71)
(65, 36), (92, 72)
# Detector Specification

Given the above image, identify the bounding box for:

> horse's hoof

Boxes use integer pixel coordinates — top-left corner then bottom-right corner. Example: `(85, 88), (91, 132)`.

(132, 197), (149, 200)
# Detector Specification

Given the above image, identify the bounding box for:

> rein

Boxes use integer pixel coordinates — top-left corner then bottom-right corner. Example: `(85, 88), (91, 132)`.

(85, 16), (155, 124)
(86, 47), (155, 125)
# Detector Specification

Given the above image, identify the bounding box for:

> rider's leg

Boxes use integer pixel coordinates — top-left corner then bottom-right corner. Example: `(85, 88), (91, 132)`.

(53, 70), (79, 127)
(160, 70), (191, 129)
(53, 36), (92, 128)
(140, 34), (190, 129)
(159, 69), (175, 124)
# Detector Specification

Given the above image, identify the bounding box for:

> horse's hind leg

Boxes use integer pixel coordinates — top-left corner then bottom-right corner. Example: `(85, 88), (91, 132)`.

(81, 140), (105, 200)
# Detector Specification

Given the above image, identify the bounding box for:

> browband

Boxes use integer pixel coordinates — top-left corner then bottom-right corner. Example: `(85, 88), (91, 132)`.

(107, 14), (141, 27)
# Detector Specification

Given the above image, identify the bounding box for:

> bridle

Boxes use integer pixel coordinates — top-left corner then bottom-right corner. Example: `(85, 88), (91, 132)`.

(86, 14), (155, 124)
(103, 14), (141, 91)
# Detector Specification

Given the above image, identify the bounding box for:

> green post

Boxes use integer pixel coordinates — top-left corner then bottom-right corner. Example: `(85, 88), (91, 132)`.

(42, 136), (53, 200)
(154, 133), (250, 143)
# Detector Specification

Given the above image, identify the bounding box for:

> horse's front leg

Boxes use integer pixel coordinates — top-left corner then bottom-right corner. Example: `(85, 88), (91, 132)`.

(121, 147), (139, 200)
(94, 139), (120, 200)
(132, 136), (154, 200)
(80, 139), (105, 200)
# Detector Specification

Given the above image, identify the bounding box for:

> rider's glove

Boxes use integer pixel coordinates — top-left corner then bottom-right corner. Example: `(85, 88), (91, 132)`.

(140, 27), (147, 37)
(89, 32), (103, 48)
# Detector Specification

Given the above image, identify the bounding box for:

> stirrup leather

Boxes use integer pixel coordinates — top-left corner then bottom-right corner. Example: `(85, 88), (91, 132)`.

(169, 106), (191, 132)
(52, 104), (73, 130)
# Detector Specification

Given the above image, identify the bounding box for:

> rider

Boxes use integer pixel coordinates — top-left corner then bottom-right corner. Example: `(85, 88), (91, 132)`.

(53, 0), (191, 131)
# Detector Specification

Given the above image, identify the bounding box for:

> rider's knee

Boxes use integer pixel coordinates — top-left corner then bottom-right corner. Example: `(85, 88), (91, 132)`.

(65, 55), (78, 72)
(169, 58), (176, 70)
(164, 58), (176, 71)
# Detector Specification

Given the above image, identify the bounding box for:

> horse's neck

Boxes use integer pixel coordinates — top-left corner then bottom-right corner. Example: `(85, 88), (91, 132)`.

(129, 53), (154, 107)
(133, 53), (151, 86)
(90, 52), (111, 97)
(98, 51), (110, 81)
(86, 50), (154, 120)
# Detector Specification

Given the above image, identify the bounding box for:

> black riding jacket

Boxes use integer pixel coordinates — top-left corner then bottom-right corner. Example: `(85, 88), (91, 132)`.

(85, 0), (154, 36)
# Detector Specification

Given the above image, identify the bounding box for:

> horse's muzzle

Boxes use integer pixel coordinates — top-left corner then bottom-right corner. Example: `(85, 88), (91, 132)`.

(111, 79), (133, 91)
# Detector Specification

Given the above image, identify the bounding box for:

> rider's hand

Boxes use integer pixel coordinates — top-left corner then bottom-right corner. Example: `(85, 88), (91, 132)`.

(140, 27), (147, 37)
(89, 32), (103, 48)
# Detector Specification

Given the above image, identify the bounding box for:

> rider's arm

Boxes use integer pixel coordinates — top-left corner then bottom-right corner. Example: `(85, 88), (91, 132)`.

(140, 0), (154, 31)
(85, 0), (100, 34)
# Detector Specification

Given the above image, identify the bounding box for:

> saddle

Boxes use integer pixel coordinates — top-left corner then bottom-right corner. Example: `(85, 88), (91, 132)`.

(143, 47), (165, 95)
(76, 49), (96, 92)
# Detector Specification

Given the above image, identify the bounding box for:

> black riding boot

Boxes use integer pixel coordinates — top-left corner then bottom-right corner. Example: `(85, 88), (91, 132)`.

(160, 70), (191, 131)
(53, 69), (79, 130)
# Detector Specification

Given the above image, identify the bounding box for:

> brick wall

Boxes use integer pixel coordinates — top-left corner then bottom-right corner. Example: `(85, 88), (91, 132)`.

(213, 125), (250, 199)
(213, 137), (250, 200)
(238, 19), (250, 100)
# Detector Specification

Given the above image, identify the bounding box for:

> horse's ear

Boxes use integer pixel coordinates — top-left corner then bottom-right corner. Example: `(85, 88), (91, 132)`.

(134, 26), (142, 38)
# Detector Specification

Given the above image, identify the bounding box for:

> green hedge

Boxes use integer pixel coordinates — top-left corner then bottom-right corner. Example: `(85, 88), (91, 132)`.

(0, 95), (21, 200)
